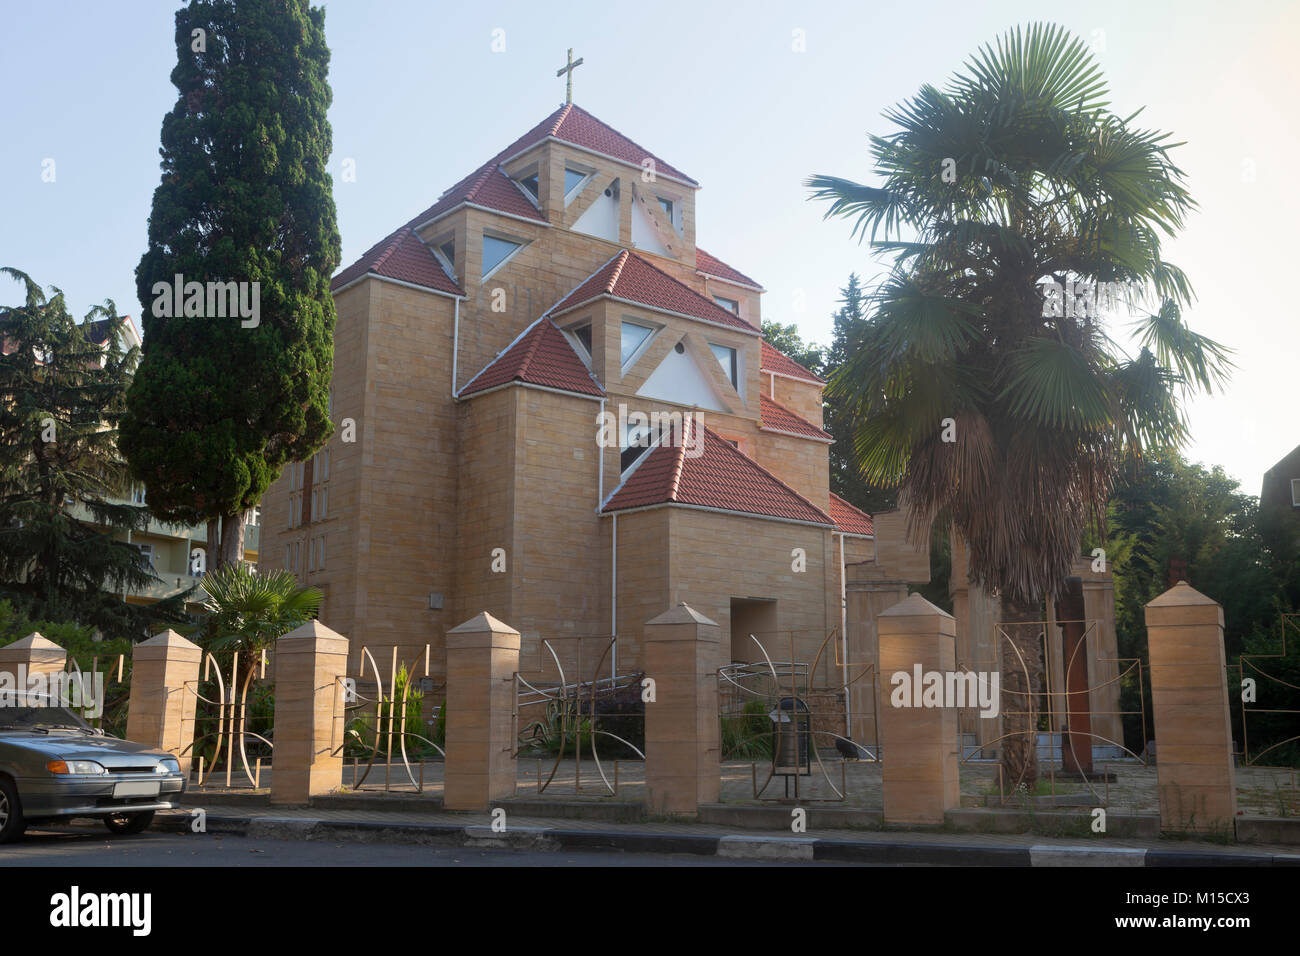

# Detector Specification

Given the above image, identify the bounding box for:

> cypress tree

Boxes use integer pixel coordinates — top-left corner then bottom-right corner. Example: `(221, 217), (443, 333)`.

(122, 0), (340, 568)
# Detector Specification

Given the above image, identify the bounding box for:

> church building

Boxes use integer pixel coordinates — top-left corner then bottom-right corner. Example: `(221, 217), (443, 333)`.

(259, 93), (930, 711)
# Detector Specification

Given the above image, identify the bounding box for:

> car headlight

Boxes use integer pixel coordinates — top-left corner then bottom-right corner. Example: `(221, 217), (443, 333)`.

(156, 758), (180, 774)
(47, 759), (107, 775)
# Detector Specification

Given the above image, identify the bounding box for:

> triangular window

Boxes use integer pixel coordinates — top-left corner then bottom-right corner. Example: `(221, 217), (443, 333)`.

(518, 172), (540, 200)
(620, 320), (654, 368)
(564, 167), (591, 201)
(482, 235), (525, 279)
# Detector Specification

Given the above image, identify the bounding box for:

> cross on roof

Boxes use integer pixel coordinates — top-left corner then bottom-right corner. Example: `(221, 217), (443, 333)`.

(556, 48), (583, 105)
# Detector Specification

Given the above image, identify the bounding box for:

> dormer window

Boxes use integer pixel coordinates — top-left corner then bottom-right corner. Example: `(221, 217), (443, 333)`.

(481, 233), (526, 279)
(564, 164), (595, 206)
(517, 172), (540, 201)
(620, 419), (662, 473)
(656, 195), (682, 233)
(432, 237), (456, 281)
(710, 343), (739, 389)
(566, 321), (594, 363)
(620, 320), (654, 369)
(713, 295), (740, 314)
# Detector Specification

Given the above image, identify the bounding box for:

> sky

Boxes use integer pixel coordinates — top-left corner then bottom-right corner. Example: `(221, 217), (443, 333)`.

(1, 0), (1296, 494)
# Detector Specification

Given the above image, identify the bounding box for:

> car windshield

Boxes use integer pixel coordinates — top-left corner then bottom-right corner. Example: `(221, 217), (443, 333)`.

(0, 697), (92, 731)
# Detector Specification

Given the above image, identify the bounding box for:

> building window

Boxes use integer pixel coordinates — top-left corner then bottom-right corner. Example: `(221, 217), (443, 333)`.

(713, 295), (740, 314)
(284, 545), (291, 571)
(710, 343), (739, 388)
(134, 543), (154, 568)
(432, 237), (456, 281)
(564, 166), (593, 205)
(620, 419), (661, 474)
(130, 484), (147, 505)
(620, 321), (653, 368)
(516, 171), (540, 201)
(482, 234), (525, 279)
(1292, 478), (1300, 507)
(316, 535), (325, 571)
(569, 321), (593, 360)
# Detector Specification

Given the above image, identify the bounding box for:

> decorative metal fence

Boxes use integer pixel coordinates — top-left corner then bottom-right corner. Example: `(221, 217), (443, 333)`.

(513, 635), (644, 797)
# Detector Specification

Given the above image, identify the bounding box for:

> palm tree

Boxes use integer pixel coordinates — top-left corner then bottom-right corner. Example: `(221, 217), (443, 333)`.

(195, 563), (321, 659)
(808, 23), (1231, 787)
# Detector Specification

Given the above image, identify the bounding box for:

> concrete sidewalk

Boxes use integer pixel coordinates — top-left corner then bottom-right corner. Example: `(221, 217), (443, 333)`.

(160, 800), (1300, 866)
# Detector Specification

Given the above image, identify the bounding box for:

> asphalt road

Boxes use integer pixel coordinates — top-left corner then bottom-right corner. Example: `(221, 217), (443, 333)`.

(1, 826), (874, 866)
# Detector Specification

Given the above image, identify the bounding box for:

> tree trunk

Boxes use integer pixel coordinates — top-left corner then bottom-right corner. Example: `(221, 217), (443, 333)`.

(999, 593), (1043, 792)
(206, 517), (221, 572)
(219, 512), (244, 569)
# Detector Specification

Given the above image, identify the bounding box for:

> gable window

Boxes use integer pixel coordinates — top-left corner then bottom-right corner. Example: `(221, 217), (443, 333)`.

(713, 295), (740, 314)
(481, 234), (525, 279)
(517, 172), (540, 200)
(564, 166), (593, 205)
(433, 237), (456, 281)
(710, 343), (739, 389)
(620, 419), (661, 474)
(568, 321), (594, 361)
(620, 320), (654, 368)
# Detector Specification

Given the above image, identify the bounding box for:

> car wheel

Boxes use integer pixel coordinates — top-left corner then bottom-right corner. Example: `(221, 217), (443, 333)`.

(0, 777), (26, 844)
(103, 810), (155, 836)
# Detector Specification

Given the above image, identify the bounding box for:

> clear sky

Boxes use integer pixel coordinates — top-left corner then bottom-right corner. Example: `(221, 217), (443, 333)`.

(1, 0), (1295, 494)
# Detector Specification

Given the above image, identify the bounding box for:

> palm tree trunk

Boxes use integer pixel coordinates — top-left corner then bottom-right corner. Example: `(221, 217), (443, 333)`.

(219, 512), (244, 570)
(999, 593), (1042, 792)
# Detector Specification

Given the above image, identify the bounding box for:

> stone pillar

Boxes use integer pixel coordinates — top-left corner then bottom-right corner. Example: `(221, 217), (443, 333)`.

(443, 612), (519, 811)
(125, 630), (202, 775)
(1144, 581), (1237, 832)
(271, 620), (349, 805)
(845, 572), (907, 751)
(0, 632), (66, 689)
(1076, 557), (1122, 747)
(643, 603), (721, 816)
(878, 594), (960, 825)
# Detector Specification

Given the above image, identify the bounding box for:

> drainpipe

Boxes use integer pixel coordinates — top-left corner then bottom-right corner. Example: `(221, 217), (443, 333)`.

(839, 532), (850, 737)
(611, 512), (618, 683)
(597, 398), (606, 507)
(451, 297), (461, 397)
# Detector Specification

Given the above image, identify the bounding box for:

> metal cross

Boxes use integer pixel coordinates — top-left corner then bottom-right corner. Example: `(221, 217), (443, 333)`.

(556, 48), (584, 105)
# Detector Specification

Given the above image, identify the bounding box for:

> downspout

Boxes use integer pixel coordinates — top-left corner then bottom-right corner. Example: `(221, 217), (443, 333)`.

(611, 512), (618, 684)
(839, 532), (850, 738)
(451, 297), (461, 398)
(597, 398), (606, 507)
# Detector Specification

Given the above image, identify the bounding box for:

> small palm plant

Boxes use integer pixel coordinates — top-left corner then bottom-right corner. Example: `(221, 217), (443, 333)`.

(193, 562), (322, 660)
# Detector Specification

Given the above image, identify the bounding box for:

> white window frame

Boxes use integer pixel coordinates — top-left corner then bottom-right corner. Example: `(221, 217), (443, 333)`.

(619, 317), (659, 373)
(564, 319), (595, 369)
(563, 163), (596, 207)
(709, 341), (740, 391)
(508, 163), (542, 209)
(481, 231), (528, 281)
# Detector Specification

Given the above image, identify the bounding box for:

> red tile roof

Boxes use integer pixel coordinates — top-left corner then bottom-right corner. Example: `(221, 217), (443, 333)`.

(761, 340), (824, 384)
(459, 317), (604, 398)
(330, 226), (465, 297)
(696, 248), (764, 291)
(336, 104), (695, 293)
(828, 492), (874, 537)
(759, 394), (831, 441)
(550, 250), (759, 333)
(603, 418), (832, 526)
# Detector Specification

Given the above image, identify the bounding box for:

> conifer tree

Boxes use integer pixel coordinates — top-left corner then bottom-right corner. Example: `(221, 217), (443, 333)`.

(122, 0), (340, 569)
(0, 269), (189, 637)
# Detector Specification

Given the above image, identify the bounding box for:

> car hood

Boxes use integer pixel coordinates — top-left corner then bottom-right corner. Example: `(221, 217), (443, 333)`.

(0, 730), (174, 763)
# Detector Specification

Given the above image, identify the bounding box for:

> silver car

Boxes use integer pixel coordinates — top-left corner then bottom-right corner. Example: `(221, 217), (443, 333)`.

(0, 697), (185, 843)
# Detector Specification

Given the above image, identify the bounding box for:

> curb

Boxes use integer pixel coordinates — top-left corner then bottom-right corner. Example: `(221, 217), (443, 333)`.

(154, 812), (1294, 865)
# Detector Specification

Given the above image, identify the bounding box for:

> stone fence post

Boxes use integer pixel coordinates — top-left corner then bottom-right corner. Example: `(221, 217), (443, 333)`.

(125, 629), (202, 775)
(877, 594), (959, 825)
(444, 612), (520, 811)
(272, 620), (349, 805)
(643, 603), (721, 816)
(1144, 581), (1237, 833)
